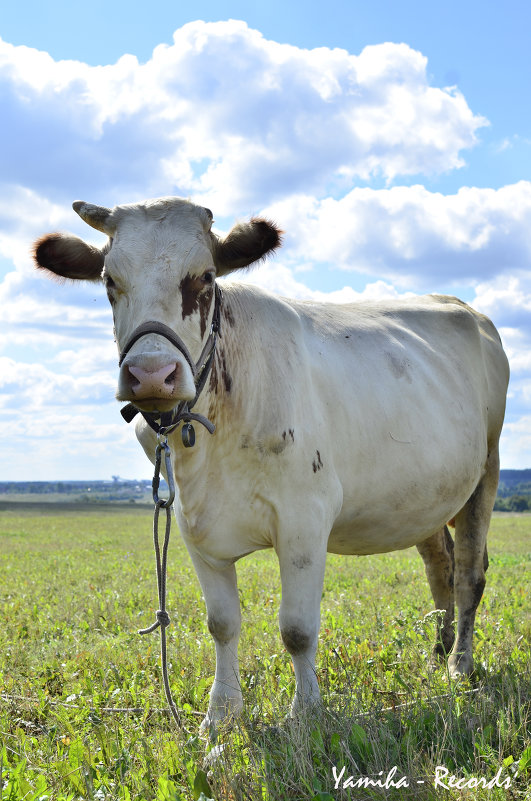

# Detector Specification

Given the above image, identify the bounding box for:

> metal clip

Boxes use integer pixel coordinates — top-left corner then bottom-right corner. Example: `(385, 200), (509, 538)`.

(152, 437), (176, 508)
(181, 422), (196, 448)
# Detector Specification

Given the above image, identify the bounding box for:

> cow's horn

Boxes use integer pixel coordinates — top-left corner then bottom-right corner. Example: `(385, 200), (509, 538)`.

(73, 201), (115, 235)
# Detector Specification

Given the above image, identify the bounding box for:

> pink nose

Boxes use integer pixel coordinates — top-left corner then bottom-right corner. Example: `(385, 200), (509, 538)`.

(126, 363), (178, 399)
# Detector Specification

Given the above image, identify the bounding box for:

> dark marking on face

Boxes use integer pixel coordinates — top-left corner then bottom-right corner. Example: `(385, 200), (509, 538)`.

(312, 450), (323, 473)
(282, 429), (295, 442)
(179, 273), (214, 338)
(199, 287), (213, 338)
(180, 273), (200, 318)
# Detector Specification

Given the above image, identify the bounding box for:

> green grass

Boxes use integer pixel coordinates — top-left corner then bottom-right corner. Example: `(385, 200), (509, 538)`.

(1, 509), (530, 800)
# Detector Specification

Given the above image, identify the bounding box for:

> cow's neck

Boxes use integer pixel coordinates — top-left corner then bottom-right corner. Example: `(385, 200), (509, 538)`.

(166, 285), (245, 506)
(167, 282), (291, 519)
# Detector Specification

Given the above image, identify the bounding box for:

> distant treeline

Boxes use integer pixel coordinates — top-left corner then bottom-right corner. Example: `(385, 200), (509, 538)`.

(0, 477), (166, 503)
(0, 479), (150, 493)
(493, 468), (531, 512)
(1, 470), (530, 509)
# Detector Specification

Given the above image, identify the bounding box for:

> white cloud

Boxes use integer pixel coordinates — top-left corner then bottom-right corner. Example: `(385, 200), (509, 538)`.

(263, 182), (531, 288)
(0, 405), (145, 480)
(473, 274), (531, 330)
(472, 274), (531, 385)
(0, 356), (116, 409)
(0, 22), (485, 210)
(499, 416), (531, 470)
(232, 259), (414, 303)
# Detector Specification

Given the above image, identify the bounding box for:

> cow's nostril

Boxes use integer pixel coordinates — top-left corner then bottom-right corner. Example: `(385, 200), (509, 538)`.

(128, 367), (141, 389)
(165, 368), (177, 386)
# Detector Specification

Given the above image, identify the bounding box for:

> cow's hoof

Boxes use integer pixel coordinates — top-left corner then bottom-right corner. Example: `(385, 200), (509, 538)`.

(200, 712), (224, 741)
(289, 692), (323, 719)
(429, 636), (455, 668)
(199, 704), (242, 740)
(448, 652), (473, 678)
(202, 743), (226, 768)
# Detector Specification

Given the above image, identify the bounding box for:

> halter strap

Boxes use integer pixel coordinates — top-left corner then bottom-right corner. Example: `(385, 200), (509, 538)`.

(119, 284), (223, 444)
(118, 320), (196, 376)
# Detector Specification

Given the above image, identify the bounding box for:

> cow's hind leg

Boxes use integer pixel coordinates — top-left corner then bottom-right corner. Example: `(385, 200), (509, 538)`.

(187, 554), (243, 734)
(416, 526), (455, 658)
(448, 448), (499, 678)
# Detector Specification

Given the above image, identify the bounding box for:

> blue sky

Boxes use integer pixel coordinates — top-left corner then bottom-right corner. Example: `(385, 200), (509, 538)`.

(1, 0), (530, 478)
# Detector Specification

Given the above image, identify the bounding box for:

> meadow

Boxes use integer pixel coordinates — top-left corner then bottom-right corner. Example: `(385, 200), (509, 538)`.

(1, 506), (530, 800)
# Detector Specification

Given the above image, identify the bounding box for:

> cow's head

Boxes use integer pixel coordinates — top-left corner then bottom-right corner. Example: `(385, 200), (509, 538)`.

(33, 197), (281, 413)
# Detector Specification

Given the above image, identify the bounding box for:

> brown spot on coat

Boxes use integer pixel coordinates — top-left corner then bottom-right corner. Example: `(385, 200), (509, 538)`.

(292, 554), (312, 569)
(219, 351), (232, 393)
(269, 440), (287, 455)
(281, 625), (311, 655)
(209, 349), (232, 394)
(222, 303), (236, 327)
(207, 614), (237, 644)
(312, 450), (323, 473)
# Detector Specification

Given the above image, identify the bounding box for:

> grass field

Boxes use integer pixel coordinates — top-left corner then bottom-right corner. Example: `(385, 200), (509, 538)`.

(1, 506), (530, 800)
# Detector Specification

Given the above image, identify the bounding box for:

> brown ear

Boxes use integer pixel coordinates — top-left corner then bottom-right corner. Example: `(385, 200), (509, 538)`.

(213, 217), (283, 276)
(33, 233), (105, 282)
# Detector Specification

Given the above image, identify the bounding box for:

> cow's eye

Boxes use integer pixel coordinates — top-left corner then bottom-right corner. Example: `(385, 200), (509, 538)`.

(104, 275), (116, 289)
(202, 271), (215, 286)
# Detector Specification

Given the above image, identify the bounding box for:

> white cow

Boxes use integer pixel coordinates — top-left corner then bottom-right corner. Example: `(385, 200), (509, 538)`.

(34, 197), (509, 732)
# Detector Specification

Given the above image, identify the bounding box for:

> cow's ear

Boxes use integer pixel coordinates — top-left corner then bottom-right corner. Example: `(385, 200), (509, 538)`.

(213, 217), (282, 276)
(33, 233), (104, 282)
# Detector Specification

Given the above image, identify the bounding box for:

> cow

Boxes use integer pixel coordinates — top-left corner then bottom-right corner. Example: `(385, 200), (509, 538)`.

(33, 196), (510, 733)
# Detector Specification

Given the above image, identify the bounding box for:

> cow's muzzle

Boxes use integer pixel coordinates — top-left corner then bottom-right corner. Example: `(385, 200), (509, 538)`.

(117, 283), (222, 439)
(117, 320), (200, 410)
(118, 357), (195, 412)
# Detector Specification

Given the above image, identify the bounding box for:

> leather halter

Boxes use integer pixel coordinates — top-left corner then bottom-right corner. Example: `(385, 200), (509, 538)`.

(119, 283), (222, 445)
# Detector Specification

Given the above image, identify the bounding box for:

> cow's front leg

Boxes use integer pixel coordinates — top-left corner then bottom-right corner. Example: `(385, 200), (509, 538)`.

(188, 553), (242, 734)
(277, 537), (327, 716)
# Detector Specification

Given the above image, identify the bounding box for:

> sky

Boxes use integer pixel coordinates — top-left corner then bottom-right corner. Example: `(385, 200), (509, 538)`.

(1, 0), (530, 480)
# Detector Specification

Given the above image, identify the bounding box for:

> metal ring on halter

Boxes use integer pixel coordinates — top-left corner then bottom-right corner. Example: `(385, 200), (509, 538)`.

(152, 438), (176, 507)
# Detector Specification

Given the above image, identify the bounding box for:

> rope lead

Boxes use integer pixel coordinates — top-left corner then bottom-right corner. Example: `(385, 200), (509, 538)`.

(138, 439), (181, 727)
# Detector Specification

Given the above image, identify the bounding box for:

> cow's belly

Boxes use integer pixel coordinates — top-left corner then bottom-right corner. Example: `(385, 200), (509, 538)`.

(327, 445), (484, 555)
(328, 512), (452, 555)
